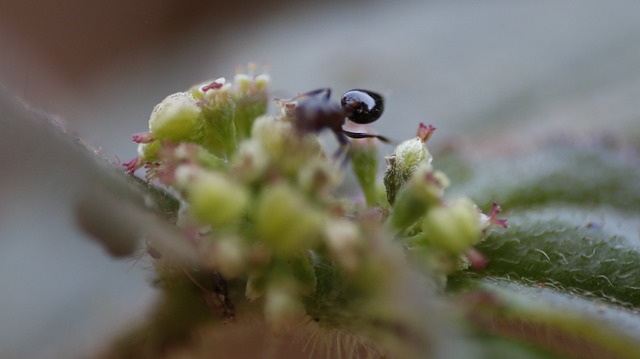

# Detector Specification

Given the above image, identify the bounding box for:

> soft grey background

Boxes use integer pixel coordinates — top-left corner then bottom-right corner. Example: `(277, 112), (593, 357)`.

(1, 1), (640, 358)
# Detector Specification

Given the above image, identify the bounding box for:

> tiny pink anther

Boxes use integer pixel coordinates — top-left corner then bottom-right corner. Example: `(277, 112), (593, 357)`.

(417, 123), (436, 143)
(488, 202), (508, 228)
(465, 248), (487, 270)
(132, 132), (154, 144)
(123, 157), (142, 175)
(202, 81), (224, 92)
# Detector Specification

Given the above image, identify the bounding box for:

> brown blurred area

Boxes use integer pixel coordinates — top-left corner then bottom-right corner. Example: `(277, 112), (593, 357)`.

(3, 2), (640, 358)
(0, 0), (307, 159)
(0, 0), (288, 86)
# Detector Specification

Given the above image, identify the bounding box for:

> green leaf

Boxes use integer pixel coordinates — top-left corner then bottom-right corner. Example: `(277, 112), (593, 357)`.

(475, 206), (640, 306)
(439, 144), (640, 212)
(442, 142), (640, 357)
(453, 278), (640, 359)
(439, 143), (640, 305)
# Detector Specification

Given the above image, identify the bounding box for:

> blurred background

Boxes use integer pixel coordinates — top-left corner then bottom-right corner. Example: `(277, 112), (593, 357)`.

(1, 0), (640, 358)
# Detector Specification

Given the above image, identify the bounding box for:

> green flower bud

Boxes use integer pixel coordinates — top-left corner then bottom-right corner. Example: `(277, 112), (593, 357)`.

(137, 139), (162, 163)
(148, 92), (202, 142)
(186, 170), (249, 227)
(383, 124), (435, 204)
(350, 137), (379, 206)
(234, 73), (252, 95)
(421, 198), (482, 254)
(395, 136), (431, 169)
(197, 83), (237, 158)
(388, 164), (449, 231)
(251, 115), (323, 178)
(255, 74), (270, 90)
(255, 184), (324, 256)
(233, 93), (268, 140)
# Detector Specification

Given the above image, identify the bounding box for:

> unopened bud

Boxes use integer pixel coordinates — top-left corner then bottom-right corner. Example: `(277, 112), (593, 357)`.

(233, 76), (269, 139)
(187, 171), (249, 227)
(255, 74), (270, 90)
(137, 140), (162, 163)
(350, 137), (379, 206)
(388, 164), (449, 231)
(421, 198), (482, 254)
(255, 184), (324, 255)
(234, 73), (252, 95)
(383, 134), (432, 204)
(149, 92), (201, 142)
(251, 115), (322, 177)
(197, 83), (237, 158)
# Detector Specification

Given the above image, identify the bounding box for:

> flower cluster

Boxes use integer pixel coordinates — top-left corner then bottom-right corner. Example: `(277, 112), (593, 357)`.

(124, 64), (269, 175)
(125, 67), (506, 332)
(385, 124), (507, 270)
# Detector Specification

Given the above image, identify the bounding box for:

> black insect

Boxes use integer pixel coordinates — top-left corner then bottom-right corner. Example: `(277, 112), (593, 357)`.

(279, 88), (390, 152)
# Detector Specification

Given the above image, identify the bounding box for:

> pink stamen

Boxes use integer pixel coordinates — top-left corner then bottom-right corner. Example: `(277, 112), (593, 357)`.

(465, 248), (487, 270)
(417, 123), (436, 143)
(123, 157), (142, 175)
(201, 81), (224, 92)
(132, 132), (154, 144)
(488, 202), (508, 228)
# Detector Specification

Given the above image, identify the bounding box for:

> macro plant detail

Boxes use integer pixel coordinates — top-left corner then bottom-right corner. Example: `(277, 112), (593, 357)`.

(4, 3), (640, 358)
(5, 60), (639, 359)
(112, 65), (510, 358)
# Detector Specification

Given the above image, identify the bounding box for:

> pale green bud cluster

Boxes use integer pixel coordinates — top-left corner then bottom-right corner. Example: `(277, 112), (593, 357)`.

(421, 198), (483, 254)
(383, 136), (432, 204)
(179, 168), (250, 227)
(247, 115), (324, 179)
(128, 72), (506, 333)
(149, 92), (202, 142)
(350, 136), (380, 206)
(195, 80), (237, 158)
(231, 64), (271, 140)
(388, 164), (449, 230)
(383, 124), (502, 266)
(136, 139), (161, 163)
(130, 74), (382, 329)
(132, 66), (271, 172)
(255, 184), (324, 255)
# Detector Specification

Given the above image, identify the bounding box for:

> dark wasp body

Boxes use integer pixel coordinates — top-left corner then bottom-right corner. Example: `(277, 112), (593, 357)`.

(287, 88), (390, 149)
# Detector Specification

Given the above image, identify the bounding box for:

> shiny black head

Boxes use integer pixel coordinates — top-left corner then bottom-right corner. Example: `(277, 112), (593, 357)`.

(340, 89), (384, 124)
(281, 87), (390, 147)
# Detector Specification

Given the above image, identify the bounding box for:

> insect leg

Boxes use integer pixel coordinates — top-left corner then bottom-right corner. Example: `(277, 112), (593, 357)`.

(342, 130), (393, 144)
(274, 88), (332, 108)
(300, 88), (332, 100)
(332, 131), (353, 166)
